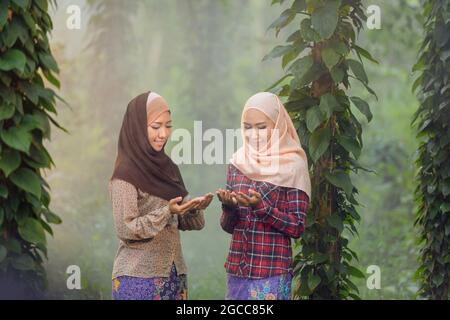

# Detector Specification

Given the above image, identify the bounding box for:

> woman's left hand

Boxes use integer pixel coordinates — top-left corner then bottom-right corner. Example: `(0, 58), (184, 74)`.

(190, 193), (214, 211)
(197, 193), (214, 210)
(235, 189), (262, 207)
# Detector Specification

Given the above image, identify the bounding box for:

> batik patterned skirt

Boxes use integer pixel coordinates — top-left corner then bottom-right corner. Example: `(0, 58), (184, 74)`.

(225, 272), (292, 300)
(112, 263), (187, 300)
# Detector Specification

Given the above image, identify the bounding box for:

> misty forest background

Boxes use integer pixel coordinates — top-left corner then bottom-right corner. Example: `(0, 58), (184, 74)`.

(43, 0), (423, 299)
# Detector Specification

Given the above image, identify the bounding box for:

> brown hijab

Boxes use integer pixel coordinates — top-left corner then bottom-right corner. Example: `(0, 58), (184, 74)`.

(110, 91), (188, 201)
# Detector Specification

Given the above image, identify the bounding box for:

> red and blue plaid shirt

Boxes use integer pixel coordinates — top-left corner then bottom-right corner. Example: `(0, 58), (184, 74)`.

(220, 164), (310, 279)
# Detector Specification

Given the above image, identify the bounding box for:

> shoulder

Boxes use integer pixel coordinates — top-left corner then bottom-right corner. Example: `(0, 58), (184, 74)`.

(109, 179), (138, 197)
(227, 163), (247, 179)
(227, 163), (238, 174)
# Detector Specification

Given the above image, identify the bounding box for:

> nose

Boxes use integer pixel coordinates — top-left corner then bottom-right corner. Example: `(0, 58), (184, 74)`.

(158, 127), (169, 140)
(250, 128), (259, 140)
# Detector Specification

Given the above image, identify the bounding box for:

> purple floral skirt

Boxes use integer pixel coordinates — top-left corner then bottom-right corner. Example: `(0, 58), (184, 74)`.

(226, 273), (292, 300)
(112, 263), (187, 300)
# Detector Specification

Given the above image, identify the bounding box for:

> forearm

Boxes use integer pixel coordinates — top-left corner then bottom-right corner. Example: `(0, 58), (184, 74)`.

(178, 209), (205, 231)
(119, 205), (172, 240)
(252, 199), (307, 239)
(220, 204), (239, 234)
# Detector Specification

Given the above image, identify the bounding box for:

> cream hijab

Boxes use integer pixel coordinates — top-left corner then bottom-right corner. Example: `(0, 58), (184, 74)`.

(230, 92), (311, 199)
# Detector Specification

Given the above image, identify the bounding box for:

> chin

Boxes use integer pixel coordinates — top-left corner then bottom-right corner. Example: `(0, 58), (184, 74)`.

(151, 143), (164, 152)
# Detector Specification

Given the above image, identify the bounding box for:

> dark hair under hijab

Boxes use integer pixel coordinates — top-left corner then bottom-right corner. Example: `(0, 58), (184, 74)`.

(110, 91), (188, 201)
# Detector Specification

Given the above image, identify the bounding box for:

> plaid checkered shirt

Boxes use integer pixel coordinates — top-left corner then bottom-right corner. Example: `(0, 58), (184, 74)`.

(221, 164), (310, 279)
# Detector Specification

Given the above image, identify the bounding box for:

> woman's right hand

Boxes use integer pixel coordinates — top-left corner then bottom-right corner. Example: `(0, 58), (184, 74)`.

(169, 196), (202, 215)
(216, 189), (238, 208)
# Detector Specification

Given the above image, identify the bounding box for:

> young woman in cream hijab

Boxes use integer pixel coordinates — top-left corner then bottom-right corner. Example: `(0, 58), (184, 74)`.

(217, 92), (311, 300)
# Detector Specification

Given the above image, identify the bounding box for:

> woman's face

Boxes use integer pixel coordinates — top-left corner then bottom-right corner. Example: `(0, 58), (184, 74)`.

(242, 108), (276, 149)
(147, 111), (172, 152)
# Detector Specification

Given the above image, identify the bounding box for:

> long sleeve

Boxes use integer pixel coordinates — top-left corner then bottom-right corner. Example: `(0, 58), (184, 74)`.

(110, 179), (172, 241)
(252, 184), (309, 239)
(177, 194), (205, 231)
(178, 210), (205, 231)
(220, 164), (239, 234)
(220, 204), (239, 234)
(178, 195), (205, 231)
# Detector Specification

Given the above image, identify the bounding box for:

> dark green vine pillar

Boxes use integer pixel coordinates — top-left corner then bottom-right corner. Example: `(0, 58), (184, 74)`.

(265, 0), (377, 299)
(0, 0), (62, 298)
(412, 0), (449, 300)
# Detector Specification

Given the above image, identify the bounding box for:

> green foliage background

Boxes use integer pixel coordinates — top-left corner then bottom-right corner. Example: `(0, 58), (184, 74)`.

(26, 0), (435, 299)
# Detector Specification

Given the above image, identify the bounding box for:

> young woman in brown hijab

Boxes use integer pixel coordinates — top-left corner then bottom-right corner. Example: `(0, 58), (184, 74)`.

(109, 91), (213, 300)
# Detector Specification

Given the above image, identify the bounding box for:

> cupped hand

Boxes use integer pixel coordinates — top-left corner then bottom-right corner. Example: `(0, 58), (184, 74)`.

(196, 193), (214, 210)
(234, 189), (262, 207)
(216, 189), (238, 207)
(169, 196), (202, 215)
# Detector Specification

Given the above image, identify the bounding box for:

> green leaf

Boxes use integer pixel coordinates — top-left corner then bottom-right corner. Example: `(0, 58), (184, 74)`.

(18, 217), (46, 245)
(43, 70), (61, 88)
(10, 168), (42, 198)
(347, 265), (365, 279)
(327, 214), (343, 233)
(288, 55), (314, 81)
(11, 254), (35, 271)
(319, 93), (342, 119)
(268, 9), (295, 36)
(330, 65), (345, 83)
(347, 59), (368, 84)
(38, 52), (59, 73)
(309, 126), (331, 162)
(4, 239), (21, 254)
(265, 74), (293, 92)
(27, 144), (52, 168)
(325, 171), (353, 197)
(0, 245), (6, 263)
(432, 273), (444, 286)
(313, 253), (328, 264)
(300, 18), (320, 42)
(0, 207), (4, 226)
(292, 0), (306, 13)
(0, 103), (15, 121)
(0, 184), (7, 198)
(0, 126), (32, 153)
(337, 135), (361, 159)
(350, 96), (372, 122)
(306, 106), (326, 132)
(287, 30), (302, 42)
(308, 271), (321, 290)
(12, 0), (30, 9)
(21, 113), (48, 133)
(0, 148), (21, 177)
(34, 0), (48, 11)
(18, 81), (39, 104)
(322, 47), (340, 69)
(282, 43), (306, 69)
(0, 2), (8, 29)
(353, 45), (379, 64)
(0, 49), (27, 72)
(263, 45), (293, 61)
(43, 209), (62, 225)
(311, 0), (341, 40)
(441, 203), (450, 214)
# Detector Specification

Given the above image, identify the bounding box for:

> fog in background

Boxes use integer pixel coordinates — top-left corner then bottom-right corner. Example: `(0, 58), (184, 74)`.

(43, 0), (422, 299)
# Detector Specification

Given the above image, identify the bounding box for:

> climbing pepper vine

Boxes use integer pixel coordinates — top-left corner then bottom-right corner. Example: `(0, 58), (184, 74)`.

(0, 0), (62, 296)
(412, 0), (450, 300)
(265, 0), (377, 299)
